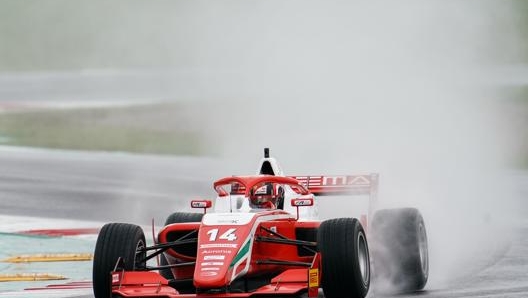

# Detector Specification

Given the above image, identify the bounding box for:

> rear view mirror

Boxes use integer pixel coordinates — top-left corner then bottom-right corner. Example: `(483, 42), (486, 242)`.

(191, 200), (212, 213)
(291, 198), (314, 220)
(291, 198), (314, 207)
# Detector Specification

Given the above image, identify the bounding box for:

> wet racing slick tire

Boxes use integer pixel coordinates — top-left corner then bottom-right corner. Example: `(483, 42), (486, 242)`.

(371, 208), (429, 293)
(159, 212), (204, 293)
(164, 212), (204, 227)
(318, 218), (370, 298)
(92, 223), (146, 298)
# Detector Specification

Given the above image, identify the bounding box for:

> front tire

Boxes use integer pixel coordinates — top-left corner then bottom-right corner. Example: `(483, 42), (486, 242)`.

(318, 218), (370, 298)
(92, 223), (146, 298)
(371, 208), (429, 293)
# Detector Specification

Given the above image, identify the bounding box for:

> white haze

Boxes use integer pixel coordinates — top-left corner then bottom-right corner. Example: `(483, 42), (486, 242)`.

(192, 0), (524, 290)
(1, 0), (524, 292)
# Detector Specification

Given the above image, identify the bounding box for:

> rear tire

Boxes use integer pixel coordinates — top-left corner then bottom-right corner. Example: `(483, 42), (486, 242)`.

(93, 223), (146, 298)
(159, 212), (203, 294)
(371, 208), (428, 293)
(164, 212), (204, 228)
(318, 218), (370, 298)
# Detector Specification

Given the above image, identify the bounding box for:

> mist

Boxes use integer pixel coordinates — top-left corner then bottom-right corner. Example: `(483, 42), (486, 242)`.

(191, 0), (524, 290)
(2, 0), (524, 292)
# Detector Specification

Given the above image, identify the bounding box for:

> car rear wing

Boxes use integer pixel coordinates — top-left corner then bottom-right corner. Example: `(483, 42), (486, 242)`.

(288, 174), (378, 197)
(289, 174), (379, 229)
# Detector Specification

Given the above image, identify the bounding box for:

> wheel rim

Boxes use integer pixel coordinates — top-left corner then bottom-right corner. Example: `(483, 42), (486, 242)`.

(418, 223), (428, 277)
(357, 232), (370, 285)
(134, 239), (146, 270)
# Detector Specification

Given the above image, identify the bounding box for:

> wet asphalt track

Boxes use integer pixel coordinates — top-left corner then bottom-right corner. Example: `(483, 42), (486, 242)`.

(0, 146), (225, 226)
(0, 147), (527, 298)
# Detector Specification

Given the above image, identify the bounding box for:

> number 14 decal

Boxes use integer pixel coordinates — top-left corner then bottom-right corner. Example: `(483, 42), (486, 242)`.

(206, 228), (237, 241)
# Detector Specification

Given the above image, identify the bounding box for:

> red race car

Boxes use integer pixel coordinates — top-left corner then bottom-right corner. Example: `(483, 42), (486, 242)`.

(92, 149), (428, 298)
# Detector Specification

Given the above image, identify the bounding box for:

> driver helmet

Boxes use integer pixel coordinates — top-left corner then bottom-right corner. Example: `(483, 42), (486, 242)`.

(249, 183), (277, 209)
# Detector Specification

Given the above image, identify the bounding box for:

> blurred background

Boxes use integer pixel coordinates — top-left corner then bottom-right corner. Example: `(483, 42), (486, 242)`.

(0, 0), (526, 162)
(0, 0), (527, 160)
(0, 0), (528, 292)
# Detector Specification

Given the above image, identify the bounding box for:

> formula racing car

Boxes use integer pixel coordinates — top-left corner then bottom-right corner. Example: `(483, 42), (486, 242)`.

(92, 148), (428, 298)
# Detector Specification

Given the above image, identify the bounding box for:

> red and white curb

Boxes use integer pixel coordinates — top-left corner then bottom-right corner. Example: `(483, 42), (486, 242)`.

(0, 215), (101, 297)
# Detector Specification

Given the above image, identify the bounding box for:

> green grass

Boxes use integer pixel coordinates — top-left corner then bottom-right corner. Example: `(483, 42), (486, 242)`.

(0, 103), (204, 155)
